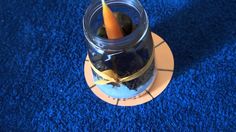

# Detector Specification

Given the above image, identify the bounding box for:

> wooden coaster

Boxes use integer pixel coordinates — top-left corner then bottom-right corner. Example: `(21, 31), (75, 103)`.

(84, 32), (174, 106)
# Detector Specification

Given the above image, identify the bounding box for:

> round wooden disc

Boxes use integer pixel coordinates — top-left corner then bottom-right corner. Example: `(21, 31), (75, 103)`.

(84, 32), (174, 106)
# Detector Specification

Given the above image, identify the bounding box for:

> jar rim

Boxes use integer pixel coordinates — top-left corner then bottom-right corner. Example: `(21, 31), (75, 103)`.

(83, 0), (149, 51)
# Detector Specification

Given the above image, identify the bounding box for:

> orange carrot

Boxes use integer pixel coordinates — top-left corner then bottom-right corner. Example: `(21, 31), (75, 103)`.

(102, 0), (123, 39)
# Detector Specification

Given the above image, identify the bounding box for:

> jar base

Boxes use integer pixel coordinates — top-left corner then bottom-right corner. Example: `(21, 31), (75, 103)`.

(84, 32), (174, 106)
(93, 68), (157, 99)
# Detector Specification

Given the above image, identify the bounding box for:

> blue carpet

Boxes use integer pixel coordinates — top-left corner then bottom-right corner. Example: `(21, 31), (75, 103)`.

(0, 0), (236, 131)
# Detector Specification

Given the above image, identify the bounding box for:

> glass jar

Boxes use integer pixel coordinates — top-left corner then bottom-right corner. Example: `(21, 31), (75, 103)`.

(83, 0), (156, 99)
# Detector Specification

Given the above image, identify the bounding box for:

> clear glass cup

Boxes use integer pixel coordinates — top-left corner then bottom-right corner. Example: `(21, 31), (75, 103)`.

(83, 0), (156, 99)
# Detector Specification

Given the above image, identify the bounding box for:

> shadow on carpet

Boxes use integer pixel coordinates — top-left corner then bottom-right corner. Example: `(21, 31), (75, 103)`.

(152, 0), (236, 77)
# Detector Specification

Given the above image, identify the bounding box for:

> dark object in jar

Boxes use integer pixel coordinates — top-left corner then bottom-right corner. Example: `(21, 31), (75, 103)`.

(96, 26), (108, 38)
(114, 12), (133, 36)
(97, 12), (133, 37)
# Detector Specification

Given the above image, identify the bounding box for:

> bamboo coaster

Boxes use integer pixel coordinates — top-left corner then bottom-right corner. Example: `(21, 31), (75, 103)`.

(84, 32), (174, 106)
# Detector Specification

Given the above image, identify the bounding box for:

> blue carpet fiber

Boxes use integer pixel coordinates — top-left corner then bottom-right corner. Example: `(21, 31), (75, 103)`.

(0, 0), (236, 131)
